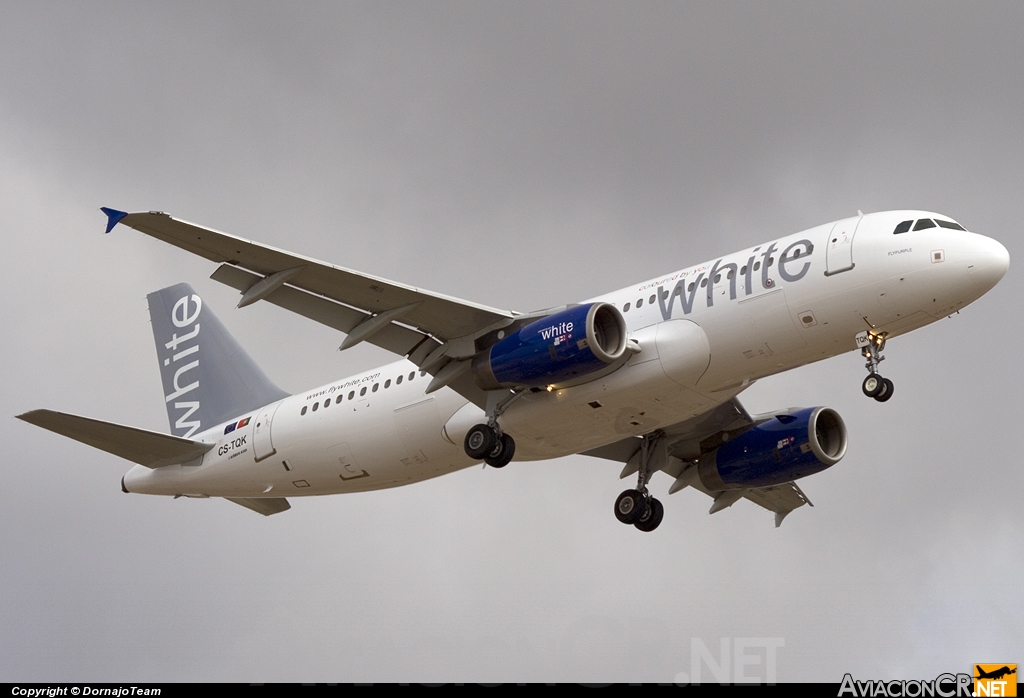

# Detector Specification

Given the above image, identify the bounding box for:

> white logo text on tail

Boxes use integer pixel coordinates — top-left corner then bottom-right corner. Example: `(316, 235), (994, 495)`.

(164, 294), (202, 437)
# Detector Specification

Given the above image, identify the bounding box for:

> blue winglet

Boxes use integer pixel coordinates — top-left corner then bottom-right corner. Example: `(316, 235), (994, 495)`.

(100, 207), (128, 234)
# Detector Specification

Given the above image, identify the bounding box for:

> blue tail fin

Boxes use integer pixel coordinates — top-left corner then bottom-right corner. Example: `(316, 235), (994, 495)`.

(148, 283), (289, 437)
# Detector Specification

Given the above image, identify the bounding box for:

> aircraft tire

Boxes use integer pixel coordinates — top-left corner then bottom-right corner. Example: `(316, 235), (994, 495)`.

(862, 374), (884, 398)
(465, 424), (497, 460)
(635, 497), (664, 532)
(485, 433), (516, 468)
(874, 378), (895, 403)
(615, 489), (646, 524)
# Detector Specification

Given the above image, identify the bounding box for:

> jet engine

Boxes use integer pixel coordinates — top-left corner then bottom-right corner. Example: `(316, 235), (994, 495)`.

(473, 302), (628, 389)
(697, 407), (847, 490)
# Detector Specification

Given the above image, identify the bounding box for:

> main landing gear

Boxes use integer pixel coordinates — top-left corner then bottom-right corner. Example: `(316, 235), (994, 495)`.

(614, 431), (665, 532)
(464, 423), (515, 468)
(856, 330), (894, 403)
(464, 390), (522, 468)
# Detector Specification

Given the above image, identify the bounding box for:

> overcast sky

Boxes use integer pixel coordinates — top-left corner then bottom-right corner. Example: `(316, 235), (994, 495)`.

(2, 1), (1021, 683)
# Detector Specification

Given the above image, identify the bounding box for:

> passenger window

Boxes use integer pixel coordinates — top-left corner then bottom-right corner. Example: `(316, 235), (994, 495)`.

(936, 219), (967, 231)
(335, 395), (342, 404)
(714, 274), (721, 283)
(700, 278), (707, 287)
(754, 261), (761, 271)
(372, 383), (379, 392)
(893, 220), (913, 234)
(688, 282), (695, 292)
(649, 294), (655, 304)
(301, 406), (307, 416)
(623, 302), (631, 312)
(740, 265), (747, 275)
(396, 375), (403, 385)
(348, 391), (354, 400)
(359, 387), (366, 397)
(636, 298), (643, 308)
(385, 379), (391, 389)
(914, 219), (936, 231)
(420, 371), (426, 377)
(323, 399), (330, 408)
(409, 372), (415, 381)
(312, 402), (318, 412)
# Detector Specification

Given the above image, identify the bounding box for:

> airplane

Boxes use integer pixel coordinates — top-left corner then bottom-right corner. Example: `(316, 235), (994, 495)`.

(975, 666), (1016, 681)
(17, 208), (1009, 530)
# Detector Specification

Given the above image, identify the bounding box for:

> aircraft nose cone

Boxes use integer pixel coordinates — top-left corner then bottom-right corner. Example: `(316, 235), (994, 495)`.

(968, 235), (1010, 292)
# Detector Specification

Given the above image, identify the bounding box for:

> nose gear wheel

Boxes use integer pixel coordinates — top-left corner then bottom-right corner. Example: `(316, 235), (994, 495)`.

(856, 330), (894, 403)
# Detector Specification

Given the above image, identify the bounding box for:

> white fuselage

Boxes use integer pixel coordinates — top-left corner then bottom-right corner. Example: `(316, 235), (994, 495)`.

(123, 210), (1009, 499)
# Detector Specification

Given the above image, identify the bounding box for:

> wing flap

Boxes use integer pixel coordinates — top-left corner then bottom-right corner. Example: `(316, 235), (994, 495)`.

(211, 264), (439, 358)
(17, 409), (213, 468)
(211, 264), (490, 408)
(118, 211), (516, 341)
(742, 482), (812, 527)
(225, 497), (291, 516)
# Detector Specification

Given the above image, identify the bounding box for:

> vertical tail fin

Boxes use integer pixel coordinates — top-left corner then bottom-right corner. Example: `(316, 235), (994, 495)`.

(148, 283), (289, 437)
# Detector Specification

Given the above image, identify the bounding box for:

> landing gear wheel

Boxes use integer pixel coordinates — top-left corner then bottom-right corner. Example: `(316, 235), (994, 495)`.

(485, 433), (516, 468)
(614, 489), (647, 524)
(634, 497), (664, 532)
(464, 424), (497, 460)
(874, 378), (895, 403)
(862, 374), (884, 398)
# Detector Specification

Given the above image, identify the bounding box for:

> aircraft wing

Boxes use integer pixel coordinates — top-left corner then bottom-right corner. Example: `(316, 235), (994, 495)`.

(581, 397), (812, 526)
(104, 208), (527, 407)
(107, 209), (520, 354)
(582, 398), (755, 464)
(17, 409), (213, 468)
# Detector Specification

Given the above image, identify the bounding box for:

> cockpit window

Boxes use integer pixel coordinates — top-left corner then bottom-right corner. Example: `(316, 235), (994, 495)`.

(935, 219), (967, 231)
(913, 219), (937, 231)
(893, 220), (913, 234)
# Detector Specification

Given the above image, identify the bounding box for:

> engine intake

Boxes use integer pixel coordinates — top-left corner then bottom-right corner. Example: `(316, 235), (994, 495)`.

(698, 407), (848, 490)
(473, 302), (628, 389)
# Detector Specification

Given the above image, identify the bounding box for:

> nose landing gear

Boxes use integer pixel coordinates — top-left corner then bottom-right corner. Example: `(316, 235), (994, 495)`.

(857, 330), (894, 403)
(614, 431), (665, 532)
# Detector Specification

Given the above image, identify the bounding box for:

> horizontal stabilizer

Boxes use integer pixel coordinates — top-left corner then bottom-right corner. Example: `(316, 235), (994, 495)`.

(17, 409), (213, 468)
(225, 497), (291, 516)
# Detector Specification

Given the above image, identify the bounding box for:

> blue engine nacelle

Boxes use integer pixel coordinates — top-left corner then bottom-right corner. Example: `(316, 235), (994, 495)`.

(697, 407), (848, 490)
(473, 302), (628, 389)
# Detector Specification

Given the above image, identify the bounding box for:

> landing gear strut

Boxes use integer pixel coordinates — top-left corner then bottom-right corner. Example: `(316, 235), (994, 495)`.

(856, 330), (894, 403)
(464, 390), (522, 468)
(614, 431), (665, 532)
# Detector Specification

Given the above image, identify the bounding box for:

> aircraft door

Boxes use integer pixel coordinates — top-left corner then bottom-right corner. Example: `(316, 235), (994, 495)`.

(253, 402), (282, 462)
(825, 216), (863, 276)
